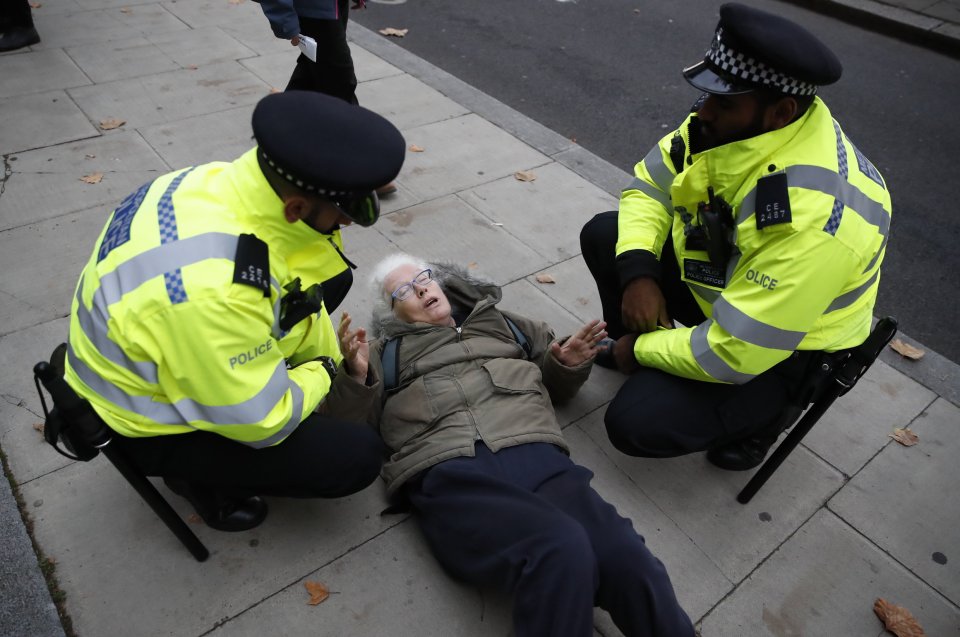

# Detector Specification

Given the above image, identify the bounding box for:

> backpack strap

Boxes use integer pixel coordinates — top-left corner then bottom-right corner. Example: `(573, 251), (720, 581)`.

(381, 336), (402, 392)
(503, 315), (531, 359)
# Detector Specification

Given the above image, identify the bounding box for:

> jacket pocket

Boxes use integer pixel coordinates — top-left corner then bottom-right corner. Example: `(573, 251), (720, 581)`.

(381, 376), (437, 450)
(481, 358), (544, 395)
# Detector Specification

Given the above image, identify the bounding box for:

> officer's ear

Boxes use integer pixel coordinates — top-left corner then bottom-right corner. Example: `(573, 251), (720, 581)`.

(765, 96), (799, 131)
(282, 195), (311, 224)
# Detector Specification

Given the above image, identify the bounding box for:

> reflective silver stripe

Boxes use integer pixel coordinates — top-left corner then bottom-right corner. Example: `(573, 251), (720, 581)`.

(624, 177), (671, 210)
(246, 382), (304, 449)
(690, 321), (755, 384)
(826, 269), (880, 313)
(687, 282), (720, 304)
(863, 234), (887, 274)
(786, 165), (890, 237)
(712, 296), (806, 350)
(642, 146), (675, 192)
(69, 340), (299, 429)
(735, 165), (890, 240)
(98, 233), (239, 307)
(76, 232), (239, 386)
(74, 282), (158, 384)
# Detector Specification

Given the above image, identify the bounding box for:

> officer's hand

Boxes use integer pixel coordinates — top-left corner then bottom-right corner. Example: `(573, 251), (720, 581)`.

(338, 312), (369, 383)
(290, 35), (300, 46)
(612, 333), (641, 374)
(621, 277), (672, 334)
(551, 319), (607, 367)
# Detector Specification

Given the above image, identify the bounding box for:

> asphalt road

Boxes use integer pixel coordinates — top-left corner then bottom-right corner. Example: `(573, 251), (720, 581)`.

(352, 0), (960, 363)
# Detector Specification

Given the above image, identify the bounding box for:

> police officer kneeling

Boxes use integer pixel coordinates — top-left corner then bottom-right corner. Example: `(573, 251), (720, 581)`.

(580, 4), (892, 470)
(64, 92), (405, 531)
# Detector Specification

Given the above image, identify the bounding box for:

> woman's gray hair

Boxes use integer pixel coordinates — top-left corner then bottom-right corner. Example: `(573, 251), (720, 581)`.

(368, 252), (432, 312)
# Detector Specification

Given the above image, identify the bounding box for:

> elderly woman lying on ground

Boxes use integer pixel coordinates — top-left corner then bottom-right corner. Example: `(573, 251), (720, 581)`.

(335, 253), (693, 637)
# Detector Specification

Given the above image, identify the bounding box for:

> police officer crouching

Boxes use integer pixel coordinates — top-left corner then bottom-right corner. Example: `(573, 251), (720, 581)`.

(580, 4), (892, 470)
(64, 91), (405, 531)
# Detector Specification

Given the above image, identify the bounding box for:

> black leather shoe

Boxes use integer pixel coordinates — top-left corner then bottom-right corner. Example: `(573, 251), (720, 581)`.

(164, 478), (268, 532)
(706, 436), (776, 471)
(593, 338), (618, 370)
(0, 26), (40, 52)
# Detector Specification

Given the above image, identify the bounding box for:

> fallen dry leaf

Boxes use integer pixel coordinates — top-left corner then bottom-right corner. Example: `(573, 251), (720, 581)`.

(889, 427), (919, 447)
(228, 0), (243, 4)
(889, 339), (924, 360)
(874, 598), (926, 637)
(409, 144), (425, 152)
(304, 581), (329, 605)
(99, 118), (126, 131)
(514, 170), (537, 182)
(29, 1), (41, 7)
(185, 64), (198, 70)
(576, 297), (589, 306)
(467, 262), (478, 269)
(84, 154), (96, 159)
(186, 513), (202, 524)
(80, 172), (104, 185)
(535, 273), (556, 284)
(269, 87), (282, 94)
(32, 422), (44, 434)
(119, 6), (131, 13)
(378, 27), (408, 37)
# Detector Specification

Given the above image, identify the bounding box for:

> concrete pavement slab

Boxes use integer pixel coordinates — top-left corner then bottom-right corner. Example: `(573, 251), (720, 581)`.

(0, 318), (73, 483)
(0, 207), (117, 334)
(19, 458), (405, 636)
(0, 465), (65, 637)
(68, 61), (269, 131)
(206, 520), (515, 637)
(0, 91), (98, 156)
(64, 37), (183, 84)
(392, 114), (550, 202)
(524, 255), (604, 326)
(352, 46), (404, 83)
(459, 162), (617, 263)
(803, 360), (937, 477)
(32, 4), (185, 51)
(0, 49), (91, 99)
(829, 397), (960, 603)
(237, 51), (298, 91)
(159, 0), (265, 30)
(357, 74), (470, 132)
(75, 0), (160, 9)
(377, 195), (551, 285)
(148, 27), (259, 68)
(580, 411), (846, 583)
(1, 131), (168, 230)
(217, 19), (296, 57)
(700, 509), (960, 636)
(564, 424), (733, 623)
(138, 105), (256, 168)
(25, 0), (84, 15)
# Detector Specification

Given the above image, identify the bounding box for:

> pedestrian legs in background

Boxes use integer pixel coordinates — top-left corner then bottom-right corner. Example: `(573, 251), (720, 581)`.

(0, 0), (40, 52)
(286, 1), (359, 104)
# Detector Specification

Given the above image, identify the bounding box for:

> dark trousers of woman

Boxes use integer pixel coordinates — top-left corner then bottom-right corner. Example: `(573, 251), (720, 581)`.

(580, 210), (810, 457)
(114, 413), (383, 499)
(406, 443), (695, 637)
(286, 0), (358, 105)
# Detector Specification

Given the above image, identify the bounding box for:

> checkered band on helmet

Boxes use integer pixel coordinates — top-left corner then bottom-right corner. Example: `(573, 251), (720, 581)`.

(259, 149), (352, 198)
(707, 28), (817, 96)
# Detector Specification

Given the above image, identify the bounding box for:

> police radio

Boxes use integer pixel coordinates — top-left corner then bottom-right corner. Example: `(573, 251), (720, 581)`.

(699, 187), (735, 269)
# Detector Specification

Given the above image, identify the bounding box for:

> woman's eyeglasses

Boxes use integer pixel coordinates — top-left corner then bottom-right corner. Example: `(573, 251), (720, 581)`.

(391, 269), (434, 304)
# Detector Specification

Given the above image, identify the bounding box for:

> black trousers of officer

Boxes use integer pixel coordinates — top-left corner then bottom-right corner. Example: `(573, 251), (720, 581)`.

(405, 443), (695, 637)
(285, 0), (358, 105)
(581, 210), (805, 457)
(113, 413), (383, 499)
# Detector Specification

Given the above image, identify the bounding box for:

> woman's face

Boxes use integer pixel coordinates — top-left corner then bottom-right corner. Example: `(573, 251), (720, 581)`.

(384, 263), (455, 326)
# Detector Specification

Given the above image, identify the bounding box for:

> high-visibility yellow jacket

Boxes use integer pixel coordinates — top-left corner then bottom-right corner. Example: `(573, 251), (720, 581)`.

(65, 148), (353, 446)
(616, 98), (891, 384)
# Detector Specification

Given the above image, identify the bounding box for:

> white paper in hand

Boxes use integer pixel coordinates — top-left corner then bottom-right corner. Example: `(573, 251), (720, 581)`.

(297, 35), (317, 62)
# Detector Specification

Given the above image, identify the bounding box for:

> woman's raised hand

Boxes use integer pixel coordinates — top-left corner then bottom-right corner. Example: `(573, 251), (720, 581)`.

(551, 319), (607, 367)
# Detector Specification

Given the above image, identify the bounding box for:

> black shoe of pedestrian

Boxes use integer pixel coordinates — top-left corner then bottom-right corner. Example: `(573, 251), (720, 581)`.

(0, 26), (40, 52)
(593, 337), (618, 370)
(706, 436), (776, 471)
(164, 478), (268, 532)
